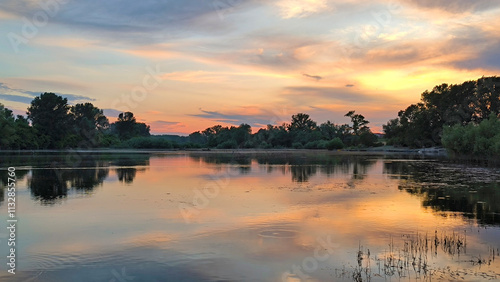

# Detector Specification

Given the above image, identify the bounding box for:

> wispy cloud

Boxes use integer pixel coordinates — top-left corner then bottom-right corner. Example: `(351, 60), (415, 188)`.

(282, 86), (389, 104)
(303, 73), (323, 81)
(1, 0), (500, 134)
(0, 82), (94, 105)
(0, 94), (33, 104)
(190, 108), (287, 128)
(153, 120), (183, 126)
(402, 0), (500, 13)
(103, 108), (122, 119)
(0, 0), (262, 45)
(149, 120), (186, 134)
(276, 0), (331, 19)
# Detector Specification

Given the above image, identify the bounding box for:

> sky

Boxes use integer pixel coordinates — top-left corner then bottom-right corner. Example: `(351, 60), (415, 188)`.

(1, 0), (499, 135)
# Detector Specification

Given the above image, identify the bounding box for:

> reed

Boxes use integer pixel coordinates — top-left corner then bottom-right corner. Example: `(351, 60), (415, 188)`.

(336, 229), (500, 281)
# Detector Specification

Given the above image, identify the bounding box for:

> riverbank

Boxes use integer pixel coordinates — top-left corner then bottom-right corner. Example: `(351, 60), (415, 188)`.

(0, 146), (447, 157)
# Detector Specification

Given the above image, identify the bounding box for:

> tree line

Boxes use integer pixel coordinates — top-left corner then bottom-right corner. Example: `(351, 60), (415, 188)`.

(383, 77), (500, 146)
(383, 76), (500, 158)
(2, 76), (499, 157)
(188, 111), (380, 150)
(0, 92), (150, 149)
(0, 92), (381, 150)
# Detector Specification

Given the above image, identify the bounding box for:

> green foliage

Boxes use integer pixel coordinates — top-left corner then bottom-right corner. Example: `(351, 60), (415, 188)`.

(385, 76), (500, 148)
(316, 140), (329, 149)
(292, 142), (304, 149)
(27, 92), (72, 149)
(112, 112), (150, 140)
(288, 113), (317, 132)
(304, 141), (319, 149)
(326, 138), (344, 150)
(442, 114), (500, 158)
(201, 124), (252, 148)
(189, 131), (207, 145)
(359, 130), (379, 147)
(217, 140), (238, 149)
(2, 93), (383, 151)
(117, 136), (174, 149)
(12, 115), (38, 149)
(1, 93), (155, 150)
(71, 103), (109, 144)
(0, 104), (17, 149)
(345, 111), (369, 136)
(70, 102), (109, 147)
(303, 140), (328, 149)
(99, 134), (120, 147)
(190, 112), (378, 149)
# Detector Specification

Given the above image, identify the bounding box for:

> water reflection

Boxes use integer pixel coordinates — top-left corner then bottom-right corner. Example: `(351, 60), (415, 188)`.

(384, 160), (500, 225)
(1, 151), (499, 281)
(4, 151), (499, 225)
(290, 165), (316, 182)
(15, 153), (150, 204)
(29, 169), (69, 204)
(189, 152), (377, 182)
(116, 168), (137, 183)
(0, 169), (29, 205)
(28, 167), (112, 204)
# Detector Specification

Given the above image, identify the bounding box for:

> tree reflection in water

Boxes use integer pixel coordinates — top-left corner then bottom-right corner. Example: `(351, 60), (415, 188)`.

(116, 168), (137, 184)
(384, 160), (500, 225)
(18, 153), (150, 205)
(0, 169), (29, 205)
(189, 152), (376, 183)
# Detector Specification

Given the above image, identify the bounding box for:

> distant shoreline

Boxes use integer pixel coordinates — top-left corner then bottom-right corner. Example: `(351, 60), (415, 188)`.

(0, 147), (445, 156)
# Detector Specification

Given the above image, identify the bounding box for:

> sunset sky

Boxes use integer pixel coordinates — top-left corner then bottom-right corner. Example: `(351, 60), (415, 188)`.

(1, 0), (500, 135)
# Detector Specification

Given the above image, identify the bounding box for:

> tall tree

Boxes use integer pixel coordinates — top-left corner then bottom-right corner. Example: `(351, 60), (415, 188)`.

(13, 115), (37, 149)
(232, 124), (252, 147)
(113, 112), (150, 140)
(345, 110), (369, 136)
(115, 112), (136, 140)
(27, 93), (72, 149)
(288, 113), (317, 132)
(0, 104), (16, 149)
(70, 103), (109, 145)
(384, 77), (500, 147)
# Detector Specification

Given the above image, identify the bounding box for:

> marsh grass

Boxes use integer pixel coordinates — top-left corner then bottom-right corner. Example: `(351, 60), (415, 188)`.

(338, 230), (499, 281)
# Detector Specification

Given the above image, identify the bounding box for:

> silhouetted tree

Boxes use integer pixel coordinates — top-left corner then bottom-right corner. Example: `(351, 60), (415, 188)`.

(0, 104), (16, 149)
(345, 110), (369, 136)
(113, 112), (150, 140)
(13, 115), (37, 149)
(288, 113), (317, 132)
(189, 131), (207, 145)
(27, 93), (72, 149)
(385, 76), (500, 147)
(70, 102), (109, 146)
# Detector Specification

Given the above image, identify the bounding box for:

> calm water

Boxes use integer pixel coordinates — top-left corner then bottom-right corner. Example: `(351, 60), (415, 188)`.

(0, 150), (499, 282)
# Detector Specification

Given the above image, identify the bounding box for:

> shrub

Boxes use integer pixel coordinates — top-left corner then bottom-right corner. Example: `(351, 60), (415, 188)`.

(316, 140), (328, 149)
(259, 141), (272, 149)
(326, 138), (344, 150)
(217, 140), (238, 149)
(442, 114), (500, 158)
(304, 141), (319, 149)
(116, 136), (174, 149)
(99, 134), (120, 147)
(359, 131), (379, 147)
